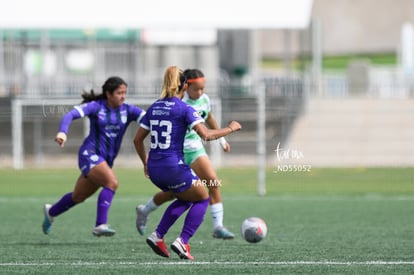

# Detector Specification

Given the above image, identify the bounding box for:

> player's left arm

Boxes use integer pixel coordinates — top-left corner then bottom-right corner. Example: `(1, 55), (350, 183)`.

(206, 113), (231, 152)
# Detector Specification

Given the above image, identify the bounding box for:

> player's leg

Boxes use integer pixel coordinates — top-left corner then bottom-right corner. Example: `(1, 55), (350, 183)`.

(136, 191), (174, 235)
(190, 155), (235, 239)
(147, 199), (192, 257)
(84, 161), (118, 236)
(72, 175), (101, 202)
(171, 183), (209, 260)
(146, 164), (208, 259)
(42, 174), (99, 235)
(145, 165), (193, 257)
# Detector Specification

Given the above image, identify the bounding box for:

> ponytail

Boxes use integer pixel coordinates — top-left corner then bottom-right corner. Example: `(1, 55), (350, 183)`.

(81, 76), (127, 103)
(159, 66), (186, 99)
(81, 89), (104, 103)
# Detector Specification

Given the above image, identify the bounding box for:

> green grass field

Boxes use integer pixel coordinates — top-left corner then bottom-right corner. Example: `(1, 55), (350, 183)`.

(262, 52), (397, 71)
(1, 167), (414, 274)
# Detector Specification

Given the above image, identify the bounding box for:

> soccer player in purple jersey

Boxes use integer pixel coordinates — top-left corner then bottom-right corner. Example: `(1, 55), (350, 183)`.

(42, 76), (145, 237)
(133, 66), (241, 260)
(136, 68), (235, 239)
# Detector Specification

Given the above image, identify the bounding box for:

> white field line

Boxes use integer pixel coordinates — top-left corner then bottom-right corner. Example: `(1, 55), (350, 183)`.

(1, 195), (414, 203)
(1, 261), (414, 267)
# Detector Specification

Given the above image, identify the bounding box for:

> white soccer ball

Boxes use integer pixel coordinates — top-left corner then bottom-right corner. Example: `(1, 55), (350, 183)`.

(241, 217), (267, 243)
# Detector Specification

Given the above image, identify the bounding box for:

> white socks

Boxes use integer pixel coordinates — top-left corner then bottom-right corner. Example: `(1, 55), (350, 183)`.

(210, 202), (224, 229)
(142, 198), (159, 215)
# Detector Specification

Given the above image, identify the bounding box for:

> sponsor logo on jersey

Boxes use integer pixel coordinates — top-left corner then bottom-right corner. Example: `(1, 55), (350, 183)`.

(199, 110), (207, 119)
(169, 182), (187, 189)
(105, 132), (118, 138)
(105, 125), (120, 130)
(158, 100), (176, 107)
(98, 110), (106, 120)
(152, 110), (170, 116)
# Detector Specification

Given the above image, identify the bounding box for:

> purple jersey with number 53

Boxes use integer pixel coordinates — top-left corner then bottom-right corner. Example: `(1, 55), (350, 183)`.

(140, 96), (203, 167)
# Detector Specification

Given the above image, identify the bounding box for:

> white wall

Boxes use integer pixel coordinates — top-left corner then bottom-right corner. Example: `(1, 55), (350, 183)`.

(260, 0), (414, 57)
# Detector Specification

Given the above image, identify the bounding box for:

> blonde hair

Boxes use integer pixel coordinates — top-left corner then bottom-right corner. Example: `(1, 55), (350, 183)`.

(159, 66), (184, 99)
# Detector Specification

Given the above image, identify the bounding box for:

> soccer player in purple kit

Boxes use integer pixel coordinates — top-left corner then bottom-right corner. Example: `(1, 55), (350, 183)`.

(133, 66), (241, 260)
(42, 76), (145, 237)
(136, 68), (236, 240)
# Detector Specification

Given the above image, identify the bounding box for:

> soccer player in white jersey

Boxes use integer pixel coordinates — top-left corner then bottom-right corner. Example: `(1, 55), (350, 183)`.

(136, 68), (236, 239)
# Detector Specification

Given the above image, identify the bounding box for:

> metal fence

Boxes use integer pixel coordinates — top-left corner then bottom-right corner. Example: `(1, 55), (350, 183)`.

(2, 38), (414, 169)
(4, 75), (305, 169)
(306, 67), (414, 98)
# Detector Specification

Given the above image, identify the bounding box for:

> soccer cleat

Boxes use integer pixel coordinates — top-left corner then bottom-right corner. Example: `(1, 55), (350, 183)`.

(92, 224), (116, 237)
(212, 226), (235, 239)
(171, 237), (194, 260)
(42, 204), (54, 235)
(146, 231), (170, 257)
(136, 204), (148, 236)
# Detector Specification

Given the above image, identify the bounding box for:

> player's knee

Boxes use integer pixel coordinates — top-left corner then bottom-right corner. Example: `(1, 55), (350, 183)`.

(197, 186), (209, 201)
(208, 184), (220, 192)
(104, 178), (119, 191)
(197, 196), (210, 209)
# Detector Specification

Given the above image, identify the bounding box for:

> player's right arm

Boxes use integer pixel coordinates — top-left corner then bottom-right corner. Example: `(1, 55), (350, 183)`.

(55, 102), (98, 147)
(133, 113), (150, 177)
(55, 109), (80, 147)
(133, 127), (150, 178)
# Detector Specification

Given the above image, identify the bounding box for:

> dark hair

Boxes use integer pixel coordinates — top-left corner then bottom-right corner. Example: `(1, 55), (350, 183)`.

(183, 69), (204, 82)
(81, 76), (127, 103)
(178, 72), (187, 91)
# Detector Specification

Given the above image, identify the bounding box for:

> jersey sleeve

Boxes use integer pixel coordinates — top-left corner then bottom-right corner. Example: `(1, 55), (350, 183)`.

(58, 101), (99, 134)
(128, 104), (146, 124)
(139, 111), (150, 130)
(73, 101), (100, 118)
(185, 105), (204, 130)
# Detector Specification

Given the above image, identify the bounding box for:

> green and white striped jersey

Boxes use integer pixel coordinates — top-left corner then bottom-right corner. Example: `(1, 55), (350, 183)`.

(183, 93), (211, 152)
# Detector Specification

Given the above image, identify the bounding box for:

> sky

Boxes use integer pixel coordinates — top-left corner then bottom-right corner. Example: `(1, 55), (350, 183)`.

(0, 0), (313, 29)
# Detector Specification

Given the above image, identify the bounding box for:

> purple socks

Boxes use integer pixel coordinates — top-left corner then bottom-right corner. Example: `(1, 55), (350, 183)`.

(96, 187), (115, 227)
(49, 192), (76, 217)
(156, 200), (193, 237)
(156, 197), (209, 244)
(180, 198), (209, 243)
(47, 188), (115, 227)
